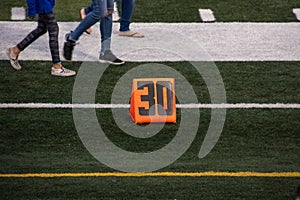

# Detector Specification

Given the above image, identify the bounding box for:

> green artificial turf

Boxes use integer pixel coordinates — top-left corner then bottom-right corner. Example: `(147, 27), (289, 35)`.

(0, 61), (299, 103)
(0, 61), (299, 199)
(1, 0), (299, 198)
(0, 177), (299, 199)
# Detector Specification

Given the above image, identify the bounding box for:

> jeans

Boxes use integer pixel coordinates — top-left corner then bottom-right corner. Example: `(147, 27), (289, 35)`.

(119, 0), (135, 32)
(70, 0), (114, 54)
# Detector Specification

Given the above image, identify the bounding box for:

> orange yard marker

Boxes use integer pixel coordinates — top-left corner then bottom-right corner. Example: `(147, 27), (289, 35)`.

(130, 78), (176, 124)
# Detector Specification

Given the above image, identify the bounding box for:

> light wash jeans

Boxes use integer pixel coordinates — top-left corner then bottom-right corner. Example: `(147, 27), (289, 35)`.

(70, 0), (114, 54)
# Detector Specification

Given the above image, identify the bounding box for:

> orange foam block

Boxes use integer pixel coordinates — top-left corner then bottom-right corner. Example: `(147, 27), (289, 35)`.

(130, 78), (176, 124)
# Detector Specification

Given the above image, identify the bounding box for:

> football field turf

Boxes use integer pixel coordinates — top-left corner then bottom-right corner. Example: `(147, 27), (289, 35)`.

(1, 0), (300, 199)
(0, 61), (299, 199)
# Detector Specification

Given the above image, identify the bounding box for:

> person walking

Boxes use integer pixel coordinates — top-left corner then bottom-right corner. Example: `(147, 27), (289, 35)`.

(7, 0), (76, 77)
(63, 0), (125, 65)
(80, 0), (144, 38)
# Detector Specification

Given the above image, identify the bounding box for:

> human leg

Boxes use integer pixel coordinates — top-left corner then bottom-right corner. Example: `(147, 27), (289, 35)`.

(43, 13), (61, 64)
(7, 15), (47, 70)
(99, 14), (112, 54)
(98, 3), (125, 65)
(118, 0), (144, 37)
(38, 13), (75, 76)
(69, 0), (107, 41)
(80, 5), (93, 34)
(64, 0), (108, 60)
(119, 0), (135, 32)
(17, 16), (48, 51)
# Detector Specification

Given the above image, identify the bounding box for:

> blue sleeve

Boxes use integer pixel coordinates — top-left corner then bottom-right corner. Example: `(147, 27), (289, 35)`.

(27, 0), (36, 17)
(51, 0), (56, 7)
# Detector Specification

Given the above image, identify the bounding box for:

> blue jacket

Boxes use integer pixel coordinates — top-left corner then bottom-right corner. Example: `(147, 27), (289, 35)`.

(27, 0), (55, 17)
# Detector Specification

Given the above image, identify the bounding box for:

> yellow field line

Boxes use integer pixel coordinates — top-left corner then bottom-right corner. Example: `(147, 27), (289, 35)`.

(1, 172), (300, 178)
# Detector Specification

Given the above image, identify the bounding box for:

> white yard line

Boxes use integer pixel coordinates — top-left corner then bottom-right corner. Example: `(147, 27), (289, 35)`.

(177, 103), (300, 109)
(199, 9), (216, 22)
(11, 7), (25, 21)
(0, 22), (299, 62)
(0, 103), (299, 109)
(293, 8), (300, 21)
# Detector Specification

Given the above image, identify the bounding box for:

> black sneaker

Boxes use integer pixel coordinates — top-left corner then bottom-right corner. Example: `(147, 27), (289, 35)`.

(99, 50), (125, 65)
(63, 33), (76, 61)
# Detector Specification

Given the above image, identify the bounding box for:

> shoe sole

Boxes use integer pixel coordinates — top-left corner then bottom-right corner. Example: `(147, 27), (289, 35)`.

(6, 48), (21, 70)
(99, 59), (125, 65)
(51, 72), (76, 77)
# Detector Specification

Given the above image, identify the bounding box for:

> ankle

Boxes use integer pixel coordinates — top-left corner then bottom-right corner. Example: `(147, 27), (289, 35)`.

(80, 8), (86, 18)
(53, 63), (63, 69)
(12, 46), (20, 55)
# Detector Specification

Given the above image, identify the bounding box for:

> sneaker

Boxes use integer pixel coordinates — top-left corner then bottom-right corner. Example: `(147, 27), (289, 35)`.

(6, 48), (22, 70)
(51, 67), (76, 77)
(63, 33), (76, 61)
(99, 50), (125, 65)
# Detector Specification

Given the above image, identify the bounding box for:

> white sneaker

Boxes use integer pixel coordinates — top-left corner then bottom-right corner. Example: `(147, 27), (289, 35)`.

(51, 67), (76, 77)
(6, 48), (22, 70)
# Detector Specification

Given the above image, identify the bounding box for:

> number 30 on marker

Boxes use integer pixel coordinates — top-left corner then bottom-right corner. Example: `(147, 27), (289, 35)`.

(130, 78), (176, 124)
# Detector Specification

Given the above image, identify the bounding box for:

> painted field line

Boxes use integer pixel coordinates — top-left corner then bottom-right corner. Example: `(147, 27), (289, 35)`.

(11, 7), (26, 20)
(293, 8), (300, 21)
(0, 103), (300, 109)
(199, 9), (216, 22)
(1, 22), (300, 61)
(1, 172), (300, 178)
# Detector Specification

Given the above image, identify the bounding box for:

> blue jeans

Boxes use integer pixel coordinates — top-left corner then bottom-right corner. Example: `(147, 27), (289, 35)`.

(119, 0), (135, 32)
(70, 0), (114, 54)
